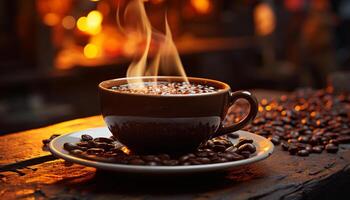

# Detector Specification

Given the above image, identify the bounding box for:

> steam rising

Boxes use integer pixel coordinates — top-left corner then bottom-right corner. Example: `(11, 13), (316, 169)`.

(118, 0), (188, 88)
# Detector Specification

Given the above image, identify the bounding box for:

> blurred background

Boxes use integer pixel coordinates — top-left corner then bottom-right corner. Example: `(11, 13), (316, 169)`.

(0, 0), (349, 134)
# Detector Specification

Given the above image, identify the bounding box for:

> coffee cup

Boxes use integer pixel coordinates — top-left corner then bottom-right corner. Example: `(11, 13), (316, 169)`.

(99, 76), (258, 153)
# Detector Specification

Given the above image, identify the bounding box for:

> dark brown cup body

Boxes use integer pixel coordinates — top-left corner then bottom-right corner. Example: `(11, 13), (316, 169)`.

(99, 76), (257, 153)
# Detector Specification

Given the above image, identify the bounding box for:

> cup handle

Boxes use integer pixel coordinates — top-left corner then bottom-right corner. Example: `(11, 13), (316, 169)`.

(212, 91), (258, 138)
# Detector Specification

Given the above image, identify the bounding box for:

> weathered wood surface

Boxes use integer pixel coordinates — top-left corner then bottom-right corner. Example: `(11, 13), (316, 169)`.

(1, 91), (350, 200)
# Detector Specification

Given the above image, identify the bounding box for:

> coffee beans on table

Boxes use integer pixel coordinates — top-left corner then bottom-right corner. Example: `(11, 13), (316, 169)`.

(230, 88), (350, 157)
(62, 135), (257, 166)
(110, 82), (219, 95)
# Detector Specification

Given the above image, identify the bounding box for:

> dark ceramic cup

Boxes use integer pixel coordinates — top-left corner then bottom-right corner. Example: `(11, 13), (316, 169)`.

(99, 76), (258, 153)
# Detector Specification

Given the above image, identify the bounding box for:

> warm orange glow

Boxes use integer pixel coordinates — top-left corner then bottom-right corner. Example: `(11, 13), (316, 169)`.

(62, 16), (75, 29)
(326, 86), (334, 93)
(280, 95), (287, 101)
(191, 0), (211, 14)
(301, 118), (307, 124)
(150, 0), (164, 4)
(265, 105), (272, 111)
(77, 10), (103, 35)
(43, 13), (60, 26)
(77, 17), (88, 31)
(316, 119), (321, 126)
(281, 110), (287, 116)
(84, 44), (100, 59)
(254, 3), (275, 36)
(294, 105), (301, 111)
(261, 98), (268, 106)
(97, 2), (111, 16)
(258, 106), (264, 112)
(310, 111), (316, 117)
(87, 10), (103, 26)
(121, 146), (130, 154)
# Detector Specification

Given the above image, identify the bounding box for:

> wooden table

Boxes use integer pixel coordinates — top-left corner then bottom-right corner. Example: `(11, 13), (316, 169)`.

(1, 91), (350, 200)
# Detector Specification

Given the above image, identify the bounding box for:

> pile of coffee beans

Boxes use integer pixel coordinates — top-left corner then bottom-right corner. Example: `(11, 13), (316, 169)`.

(230, 88), (350, 157)
(110, 81), (218, 95)
(62, 133), (257, 166)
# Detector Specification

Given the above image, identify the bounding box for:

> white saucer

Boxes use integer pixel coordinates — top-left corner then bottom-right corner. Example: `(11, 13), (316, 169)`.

(49, 127), (274, 174)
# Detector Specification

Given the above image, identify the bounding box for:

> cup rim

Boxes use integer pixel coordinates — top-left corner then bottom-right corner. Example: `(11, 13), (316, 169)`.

(98, 76), (231, 97)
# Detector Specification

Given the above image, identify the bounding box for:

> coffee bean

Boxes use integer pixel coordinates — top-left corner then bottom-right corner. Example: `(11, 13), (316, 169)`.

(219, 153), (239, 161)
(49, 134), (60, 140)
(227, 133), (239, 139)
(196, 157), (211, 164)
(339, 129), (350, 135)
(201, 148), (214, 153)
(76, 141), (90, 148)
(270, 136), (280, 145)
(337, 136), (350, 144)
(309, 136), (319, 145)
(63, 143), (79, 151)
(239, 151), (251, 158)
(81, 134), (93, 141)
(213, 139), (232, 147)
(93, 137), (114, 143)
(146, 161), (158, 166)
(213, 145), (226, 152)
(212, 157), (228, 163)
(297, 149), (309, 157)
(162, 160), (179, 166)
(42, 139), (51, 145)
(235, 138), (253, 148)
(96, 142), (114, 150)
(129, 159), (145, 165)
(325, 144), (338, 153)
(225, 146), (237, 153)
(109, 147), (125, 154)
(231, 153), (245, 160)
(281, 142), (289, 151)
(305, 145), (313, 152)
(288, 145), (299, 155)
(195, 151), (209, 157)
(182, 162), (191, 166)
(328, 139), (339, 145)
(103, 152), (118, 157)
(297, 136), (310, 143)
(141, 155), (161, 162)
(86, 148), (104, 155)
(179, 155), (193, 162)
(312, 146), (323, 153)
(287, 139), (298, 143)
(237, 143), (256, 154)
(70, 149), (83, 155)
(87, 140), (97, 148)
(158, 154), (170, 160)
(324, 132), (339, 139)
(188, 158), (202, 165)
(205, 140), (214, 148)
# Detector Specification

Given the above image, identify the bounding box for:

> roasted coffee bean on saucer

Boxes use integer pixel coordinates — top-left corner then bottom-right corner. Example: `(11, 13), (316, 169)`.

(61, 135), (258, 166)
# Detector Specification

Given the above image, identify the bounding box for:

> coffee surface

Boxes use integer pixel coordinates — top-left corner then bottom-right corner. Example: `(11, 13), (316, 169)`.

(110, 81), (219, 95)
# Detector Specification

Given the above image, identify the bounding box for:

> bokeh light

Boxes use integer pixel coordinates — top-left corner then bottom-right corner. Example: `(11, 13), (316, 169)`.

(84, 43), (100, 58)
